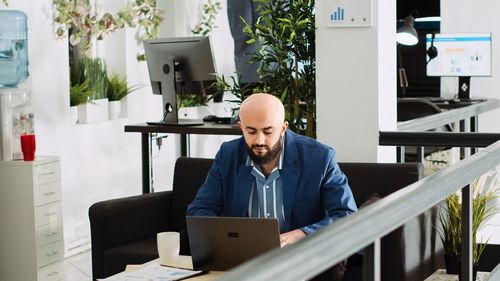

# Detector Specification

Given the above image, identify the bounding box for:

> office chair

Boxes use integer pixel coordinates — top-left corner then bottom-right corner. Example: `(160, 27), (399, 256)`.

(397, 98), (454, 162)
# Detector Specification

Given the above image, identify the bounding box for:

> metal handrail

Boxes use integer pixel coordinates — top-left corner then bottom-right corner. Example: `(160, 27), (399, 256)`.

(487, 263), (500, 281)
(216, 140), (500, 281)
(379, 131), (500, 148)
(397, 99), (499, 132)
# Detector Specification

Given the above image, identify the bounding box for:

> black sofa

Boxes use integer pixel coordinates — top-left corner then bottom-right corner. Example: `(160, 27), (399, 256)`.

(89, 157), (443, 280)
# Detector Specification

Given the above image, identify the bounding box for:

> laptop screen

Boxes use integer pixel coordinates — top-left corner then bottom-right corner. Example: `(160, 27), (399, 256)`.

(186, 216), (280, 271)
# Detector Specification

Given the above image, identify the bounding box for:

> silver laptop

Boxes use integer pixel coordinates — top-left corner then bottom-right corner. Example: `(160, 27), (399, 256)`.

(186, 216), (281, 271)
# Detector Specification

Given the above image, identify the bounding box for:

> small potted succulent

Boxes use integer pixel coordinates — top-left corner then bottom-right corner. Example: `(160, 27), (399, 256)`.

(106, 74), (141, 119)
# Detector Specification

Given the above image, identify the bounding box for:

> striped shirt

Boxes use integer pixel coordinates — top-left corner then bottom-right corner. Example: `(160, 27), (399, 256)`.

(246, 138), (286, 232)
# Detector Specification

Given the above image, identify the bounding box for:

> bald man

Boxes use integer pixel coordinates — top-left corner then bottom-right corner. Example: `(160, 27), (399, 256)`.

(187, 94), (357, 278)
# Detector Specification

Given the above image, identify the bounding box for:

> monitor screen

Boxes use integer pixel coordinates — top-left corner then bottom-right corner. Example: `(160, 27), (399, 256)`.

(426, 33), (492, 77)
(144, 36), (216, 124)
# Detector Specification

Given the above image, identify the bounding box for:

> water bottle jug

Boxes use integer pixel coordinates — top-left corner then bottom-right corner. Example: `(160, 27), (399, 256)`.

(0, 10), (29, 88)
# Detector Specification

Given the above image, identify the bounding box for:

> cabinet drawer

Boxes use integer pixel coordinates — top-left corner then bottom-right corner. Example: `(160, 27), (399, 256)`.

(35, 202), (62, 227)
(38, 261), (63, 281)
(34, 162), (60, 186)
(37, 241), (64, 268)
(37, 221), (63, 247)
(34, 182), (61, 206)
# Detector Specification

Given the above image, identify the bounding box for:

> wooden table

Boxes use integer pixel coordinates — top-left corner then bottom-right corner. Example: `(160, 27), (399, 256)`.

(121, 256), (223, 280)
(125, 122), (242, 193)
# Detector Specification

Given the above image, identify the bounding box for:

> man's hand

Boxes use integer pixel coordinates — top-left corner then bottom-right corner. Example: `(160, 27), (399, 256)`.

(280, 229), (306, 247)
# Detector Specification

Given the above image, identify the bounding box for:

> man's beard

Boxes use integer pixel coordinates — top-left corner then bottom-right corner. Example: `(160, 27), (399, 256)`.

(246, 136), (283, 165)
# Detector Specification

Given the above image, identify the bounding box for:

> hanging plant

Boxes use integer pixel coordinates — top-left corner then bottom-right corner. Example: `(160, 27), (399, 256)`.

(1, 0), (8, 6)
(191, 0), (222, 36)
(53, 0), (164, 60)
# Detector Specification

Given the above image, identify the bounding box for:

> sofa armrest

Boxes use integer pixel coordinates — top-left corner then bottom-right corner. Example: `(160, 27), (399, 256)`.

(89, 191), (171, 278)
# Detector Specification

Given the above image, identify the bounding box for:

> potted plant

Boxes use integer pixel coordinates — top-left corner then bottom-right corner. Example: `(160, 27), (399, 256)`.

(437, 174), (499, 278)
(211, 73), (254, 120)
(242, 0), (316, 137)
(177, 93), (211, 120)
(69, 79), (94, 124)
(72, 57), (109, 123)
(52, 0), (163, 122)
(106, 74), (141, 119)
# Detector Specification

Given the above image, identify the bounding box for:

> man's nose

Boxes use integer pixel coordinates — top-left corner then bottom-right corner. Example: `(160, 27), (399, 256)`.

(255, 132), (266, 145)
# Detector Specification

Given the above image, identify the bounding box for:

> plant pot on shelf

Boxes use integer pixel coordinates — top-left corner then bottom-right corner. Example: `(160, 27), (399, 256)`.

(444, 253), (459, 274)
(120, 96), (128, 118)
(212, 91), (223, 103)
(445, 253), (479, 280)
(78, 98), (109, 123)
(69, 106), (78, 125)
(108, 100), (121, 120)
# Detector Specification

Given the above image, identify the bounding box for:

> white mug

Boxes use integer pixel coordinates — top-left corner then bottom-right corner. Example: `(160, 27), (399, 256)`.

(157, 232), (180, 265)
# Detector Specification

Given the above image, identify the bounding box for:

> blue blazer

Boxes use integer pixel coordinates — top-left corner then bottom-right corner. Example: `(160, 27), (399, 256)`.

(187, 130), (357, 234)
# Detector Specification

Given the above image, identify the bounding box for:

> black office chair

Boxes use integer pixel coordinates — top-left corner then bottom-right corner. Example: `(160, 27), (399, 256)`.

(397, 98), (454, 162)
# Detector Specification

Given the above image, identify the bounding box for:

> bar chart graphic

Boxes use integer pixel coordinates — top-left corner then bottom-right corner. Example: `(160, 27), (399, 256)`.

(331, 7), (345, 22)
(326, 0), (372, 27)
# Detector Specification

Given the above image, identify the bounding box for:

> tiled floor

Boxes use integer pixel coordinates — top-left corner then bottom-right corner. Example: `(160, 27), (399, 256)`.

(64, 250), (92, 281)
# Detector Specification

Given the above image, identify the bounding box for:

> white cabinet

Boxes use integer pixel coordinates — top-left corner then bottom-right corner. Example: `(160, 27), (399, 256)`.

(0, 157), (64, 281)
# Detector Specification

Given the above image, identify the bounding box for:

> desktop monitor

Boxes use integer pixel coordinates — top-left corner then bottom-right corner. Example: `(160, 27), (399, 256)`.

(144, 36), (216, 124)
(426, 32), (492, 99)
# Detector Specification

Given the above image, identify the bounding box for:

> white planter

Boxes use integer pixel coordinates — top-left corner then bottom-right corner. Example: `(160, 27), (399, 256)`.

(78, 98), (109, 123)
(108, 100), (121, 120)
(69, 106), (78, 125)
(119, 96), (128, 118)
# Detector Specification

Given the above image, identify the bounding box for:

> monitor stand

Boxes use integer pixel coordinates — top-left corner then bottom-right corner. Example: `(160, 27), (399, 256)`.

(148, 58), (205, 126)
(458, 76), (471, 100)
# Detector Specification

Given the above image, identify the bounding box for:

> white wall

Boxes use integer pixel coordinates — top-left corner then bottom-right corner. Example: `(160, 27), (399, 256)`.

(4, 0), (239, 255)
(441, 0), (500, 133)
(316, 0), (397, 162)
(5, 0), (172, 254)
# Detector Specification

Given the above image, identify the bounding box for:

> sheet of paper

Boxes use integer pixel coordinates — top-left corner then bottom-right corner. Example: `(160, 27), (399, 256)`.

(100, 263), (204, 281)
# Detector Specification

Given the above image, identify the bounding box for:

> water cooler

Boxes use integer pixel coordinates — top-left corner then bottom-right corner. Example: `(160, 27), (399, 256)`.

(0, 10), (32, 160)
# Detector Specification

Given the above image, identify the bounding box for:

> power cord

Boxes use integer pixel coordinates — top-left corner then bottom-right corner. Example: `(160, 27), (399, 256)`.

(155, 134), (169, 151)
(149, 133), (169, 192)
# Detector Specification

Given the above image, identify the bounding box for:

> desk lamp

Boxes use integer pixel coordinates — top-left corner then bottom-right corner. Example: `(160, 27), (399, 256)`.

(396, 11), (419, 46)
(397, 10), (419, 97)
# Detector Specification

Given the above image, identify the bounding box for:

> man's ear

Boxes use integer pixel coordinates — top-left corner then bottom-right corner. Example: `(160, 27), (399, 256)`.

(281, 121), (288, 136)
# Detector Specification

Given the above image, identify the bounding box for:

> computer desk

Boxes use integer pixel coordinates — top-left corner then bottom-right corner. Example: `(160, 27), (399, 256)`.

(431, 98), (487, 110)
(125, 122), (242, 194)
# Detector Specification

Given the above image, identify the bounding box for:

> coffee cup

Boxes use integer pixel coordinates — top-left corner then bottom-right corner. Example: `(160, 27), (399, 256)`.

(157, 232), (180, 265)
